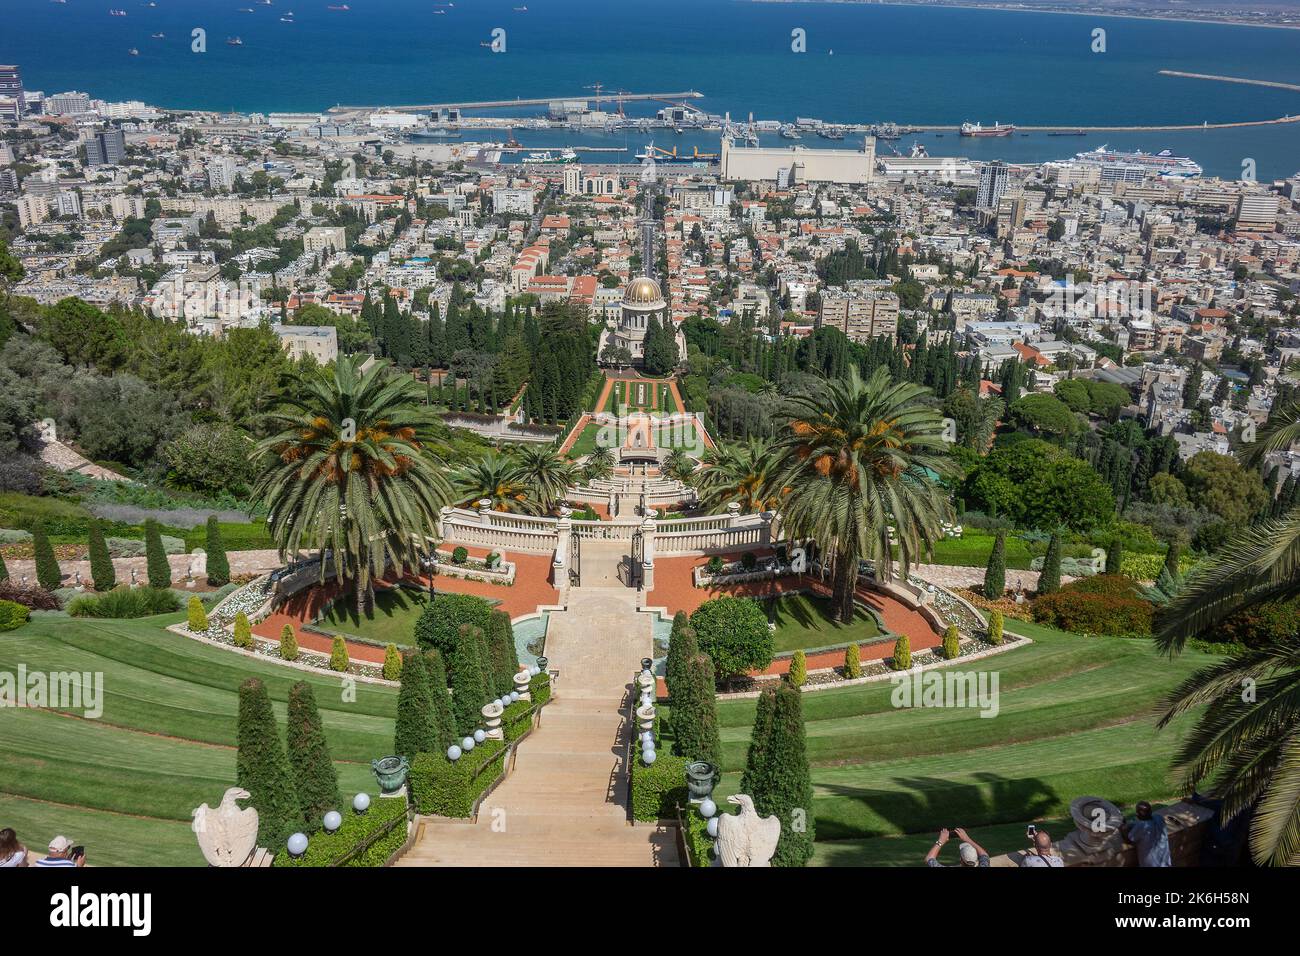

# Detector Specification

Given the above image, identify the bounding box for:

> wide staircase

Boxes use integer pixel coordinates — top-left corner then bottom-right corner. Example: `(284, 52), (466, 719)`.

(395, 587), (679, 866)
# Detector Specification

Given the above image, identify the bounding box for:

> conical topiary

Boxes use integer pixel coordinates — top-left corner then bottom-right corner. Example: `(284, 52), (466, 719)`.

(673, 652), (721, 770)
(393, 651), (436, 759)
(982, 530), (1006, 600)
(450, 626), (488, 737)
(752, 682), (814, 867)
(285, 680), (340, 831)
(329, 635), (349, 672)
(892, 634), (912, 671)
(988, 608), (1004, 645)
(943, 624), (960, 660)
(423, 649), (455, 749)
(32, 522), (61, 591)
(187, 595), (209, 631)
(88, 519), (115, 591)
(279, 623), (298, 661)
(740, 684), (777, 798)
(844, 642), (862, 679)
(1038, 531), (1062, 595)
(205, 515), (230, 587)
(486, 610), (517, 698)
(236, 677), (300, 849)
(382, 643), (402, 681)
(788, 649), (807, 687)
(233, 611), (252, 649)
(144, 519), (170, 589)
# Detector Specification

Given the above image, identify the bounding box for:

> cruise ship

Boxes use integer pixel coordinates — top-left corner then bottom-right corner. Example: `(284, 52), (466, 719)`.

(1074, 145), (1202, 179)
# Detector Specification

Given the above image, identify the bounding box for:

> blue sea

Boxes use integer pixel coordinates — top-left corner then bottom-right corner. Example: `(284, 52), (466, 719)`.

(3, 0), (1300, 177)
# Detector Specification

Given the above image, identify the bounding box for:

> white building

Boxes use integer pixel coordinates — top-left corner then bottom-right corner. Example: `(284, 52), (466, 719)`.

(492, 187), (535, 216)
(720, 136), (876, 186)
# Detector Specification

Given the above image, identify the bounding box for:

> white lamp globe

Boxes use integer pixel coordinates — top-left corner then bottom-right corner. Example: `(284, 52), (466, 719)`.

(287, 832), (309, 856)
(699, 799), (717, 819)
(462, 736), (476, 751)
(641, 731), (653, 744)
(447, 745), (462, 761)
(323, 810), (342, 833)
(352, 793), (371, 813)
(642, 749), (656, 765)
(707, 817), (719, 838)
(529, 665), (540, 677)
(510, 691), (520, 702)
(473, 729), (486, 743)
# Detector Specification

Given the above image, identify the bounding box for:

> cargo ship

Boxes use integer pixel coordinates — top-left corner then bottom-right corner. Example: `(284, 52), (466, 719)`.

(960, 121), (1015, 137)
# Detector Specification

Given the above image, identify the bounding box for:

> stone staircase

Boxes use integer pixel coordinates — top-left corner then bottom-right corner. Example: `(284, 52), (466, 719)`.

(395, 587), (678, 867)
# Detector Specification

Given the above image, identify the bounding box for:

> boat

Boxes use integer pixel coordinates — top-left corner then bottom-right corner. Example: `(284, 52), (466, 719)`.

(109, 8), (126, 15)
(1048, 130), (1086, 136)
(779, 125), (801, 140)
(514, 5), (527, 10)
(818, 127), (845, 140)
(960, 121), (1016, 137)
(227, 37), (243, 45)
(504, 128), (522, 148)
(871, 122), (902, 140)
(327, 3), (349, 9)
(1073, 144), (1202, 178)
(151, 32), (165, 38)
(280, 12), (294, 20)
(909, 141), (928, 158)
(128, 48), (139, 56)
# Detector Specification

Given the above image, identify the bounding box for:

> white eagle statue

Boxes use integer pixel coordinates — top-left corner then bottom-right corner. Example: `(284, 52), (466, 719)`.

(716, 793), (781, 867)
(192, 787), (260, 867)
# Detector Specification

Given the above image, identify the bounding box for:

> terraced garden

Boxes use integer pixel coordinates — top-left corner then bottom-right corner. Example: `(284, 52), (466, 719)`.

(763, 593), (884, 653)
(709, 620), (1211, 866)
(0, 614), (397, 866)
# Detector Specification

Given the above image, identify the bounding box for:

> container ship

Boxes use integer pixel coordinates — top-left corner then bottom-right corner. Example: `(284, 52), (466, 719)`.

(960, 121), (1015, 137)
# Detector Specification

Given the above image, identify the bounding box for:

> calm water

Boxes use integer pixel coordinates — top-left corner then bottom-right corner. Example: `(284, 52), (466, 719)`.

(4, 0), (1300, 177)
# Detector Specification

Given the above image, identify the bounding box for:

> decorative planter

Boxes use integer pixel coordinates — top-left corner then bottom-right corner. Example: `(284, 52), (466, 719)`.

(637, 671), (655, 696)
(513, 670), (533, 700)
(685, 761), (717, 802)
(371, 755), (410, 797)
(537, 656), (549, 673)
(482, 700), (504, 740)
(636, 703), (656, 734)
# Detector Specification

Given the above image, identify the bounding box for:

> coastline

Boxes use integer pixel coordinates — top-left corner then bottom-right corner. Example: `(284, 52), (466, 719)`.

(744, 0), (1300, 32)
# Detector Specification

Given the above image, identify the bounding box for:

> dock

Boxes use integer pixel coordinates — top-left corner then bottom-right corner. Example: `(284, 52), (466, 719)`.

(328, 91), (705, 115)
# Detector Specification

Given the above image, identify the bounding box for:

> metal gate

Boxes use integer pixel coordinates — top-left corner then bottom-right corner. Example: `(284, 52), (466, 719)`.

(629, 529), (644, 591)
(570, 532), (582, 588)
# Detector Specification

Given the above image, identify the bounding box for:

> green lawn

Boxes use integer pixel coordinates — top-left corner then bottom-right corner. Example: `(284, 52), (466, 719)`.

(919, 530), (1035, 570)
(315, 586), (428, 646)
(567, 422), (606, 459)
(764, 593), (883, 653)
(710, 620), (1212, 865)
(604, 378), (674, 413)
(0, 614), (397, 866)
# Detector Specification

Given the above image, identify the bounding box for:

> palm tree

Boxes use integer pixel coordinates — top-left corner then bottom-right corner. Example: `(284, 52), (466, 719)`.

(579, 446), (616, 484)
(660, 448), (696, 484)
(1153, 402), (1300, 866)
(252, 356), (451, 616)
(695, 438), (782, 515)
(762, 366), (954, 623)
(453, 451), (537, 514)
(512, 443), (575, 513)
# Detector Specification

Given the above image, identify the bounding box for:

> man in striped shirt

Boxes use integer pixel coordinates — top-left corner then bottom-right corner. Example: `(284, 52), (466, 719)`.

(34, 836), (80, 867)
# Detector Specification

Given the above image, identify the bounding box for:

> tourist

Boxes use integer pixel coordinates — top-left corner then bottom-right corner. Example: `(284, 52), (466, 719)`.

(1019, 827), (1064, 867)
(1121, 801), (1172, 868)
(924, 827), (990, 867)
(33, 836), (81, 868)
(0, 828), (28, 867)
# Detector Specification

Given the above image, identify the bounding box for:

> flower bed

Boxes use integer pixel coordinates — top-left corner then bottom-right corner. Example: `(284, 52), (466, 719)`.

(433, 551), (516, 586)
(693, 556), (789, 588)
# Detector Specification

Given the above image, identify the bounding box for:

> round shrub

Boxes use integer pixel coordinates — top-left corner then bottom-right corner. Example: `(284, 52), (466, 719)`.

(0, 599), (31, 631)
(892, 634), (912, 671)
(414, 592), (493, 655)
(688, 596), (775, 681)
(0, 581), (62, 611)
(187, 595), (209, 632)
(740, 551), (758, 571)
(451, 546), (468, 565)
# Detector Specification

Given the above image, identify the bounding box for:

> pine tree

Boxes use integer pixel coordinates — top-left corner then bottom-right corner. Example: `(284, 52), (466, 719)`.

(423, 649), (455, 748)
(844, 642), (862, 679)
(383, 643), (403, 681)
(1038, 531), (1062, 595)
(236, 678), (300, 849)
(329, 636), (349, 672)
(752, 683), (814, 867)
(450, 625), (488, 737)
(1106, 536), (1124, 575)
(32, 523), (61, 591)
(144, 519), (170, 589)
(233, 611), (253, 649)
(943, 624), (960, 660)
(88, 519), (115, 591)
(673, 652), (721, 770)
(740, 684), (777, 798)
(892, 634), (912, 670)
(983, 530), (1006, 599)
(788, 650), (807, 687)
(279, 623), (298, 661)
(205, 515), (230, 587)
(285, 681), (340, 830)
(393, 651), (436, 759)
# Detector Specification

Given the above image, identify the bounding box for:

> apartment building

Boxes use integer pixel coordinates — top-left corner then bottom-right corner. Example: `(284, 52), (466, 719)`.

(818, 289), (900, 344)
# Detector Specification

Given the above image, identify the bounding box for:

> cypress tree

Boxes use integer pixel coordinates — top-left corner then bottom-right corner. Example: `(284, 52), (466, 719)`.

(393, 651), (436, 759)
(0, 550), (7, 583)
(665, 612), (697, 705)
(205, 516), (230, 587)
(1163, 540), (1181, 578)
(88, 519), (115, 591)
(485, 610), (518, 698)
(739, 684), (777, 798)
(423, 649), (455, 749)
(1038, 531), (1062, 595)
(1105, 536), (1124, 576)
(285, 681), (340, 831)
(982, 530), (1006, 599)
(752, 683), (814, 867)
(450, 625), (488, 737)
(144, 519), (170, 589)
(673, 652), (721, 770)
(32, 523), (61, 591)
(236, 678), (300, 849)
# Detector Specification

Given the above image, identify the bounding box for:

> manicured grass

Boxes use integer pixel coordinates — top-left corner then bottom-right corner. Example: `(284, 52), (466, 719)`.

(0, 793), (201, 868)
(763, 592), (883, 653)
(181, 521), (274, 552)
(0, 614), (396, 864)
(604, 378), (672, 413)
(917, 530), (1035, 570)
(315, 586), (427, 647)
(711, 620), (1210, 862)
(567, 422), (606, 459)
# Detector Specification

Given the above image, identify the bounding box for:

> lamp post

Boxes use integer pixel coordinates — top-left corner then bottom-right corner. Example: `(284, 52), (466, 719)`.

(419, 553), (437, 600)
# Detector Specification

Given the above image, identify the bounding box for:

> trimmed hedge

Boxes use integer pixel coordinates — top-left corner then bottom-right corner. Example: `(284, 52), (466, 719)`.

(502, 698), (536, 743)
(1031, 574), (1153, 636)
(414, 592), (493, 655)
(0, 599), (31, 631)
(631, 753), (689, 822)
(683, 805), (714, 867)
(409, 738), (507, 818)
(273, 796), (408, 867)
(67, 586), (180, 619)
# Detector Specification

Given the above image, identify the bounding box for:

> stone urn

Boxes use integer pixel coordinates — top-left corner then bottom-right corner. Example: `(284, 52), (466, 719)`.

(685, 761), (717, 802)
(636, 703), (656, 734)
(637, 670), (655, 695)
(371, 755), (410, 798)
(513, 669), (533, 700)
(482, 700), (504, 740)
(1059, 795), (1124, 857)
(537, 656), (549, 673)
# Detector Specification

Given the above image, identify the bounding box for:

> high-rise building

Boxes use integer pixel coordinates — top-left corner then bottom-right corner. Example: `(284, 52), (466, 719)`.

(977, 161), (1009, 210)
(1235, 192), (1280, 232)
(55, 190), (82, 218)
(16, 194), (48, 228)
(0, 65), (24, 116)
(818, 290), (900, 344)
(46, 91), (93, 116)
(207, 156), (238, 190)
(85, 128), (126, 167)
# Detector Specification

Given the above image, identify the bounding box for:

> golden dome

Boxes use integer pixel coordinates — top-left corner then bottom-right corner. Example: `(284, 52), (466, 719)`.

(624, 276), (664, 306)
